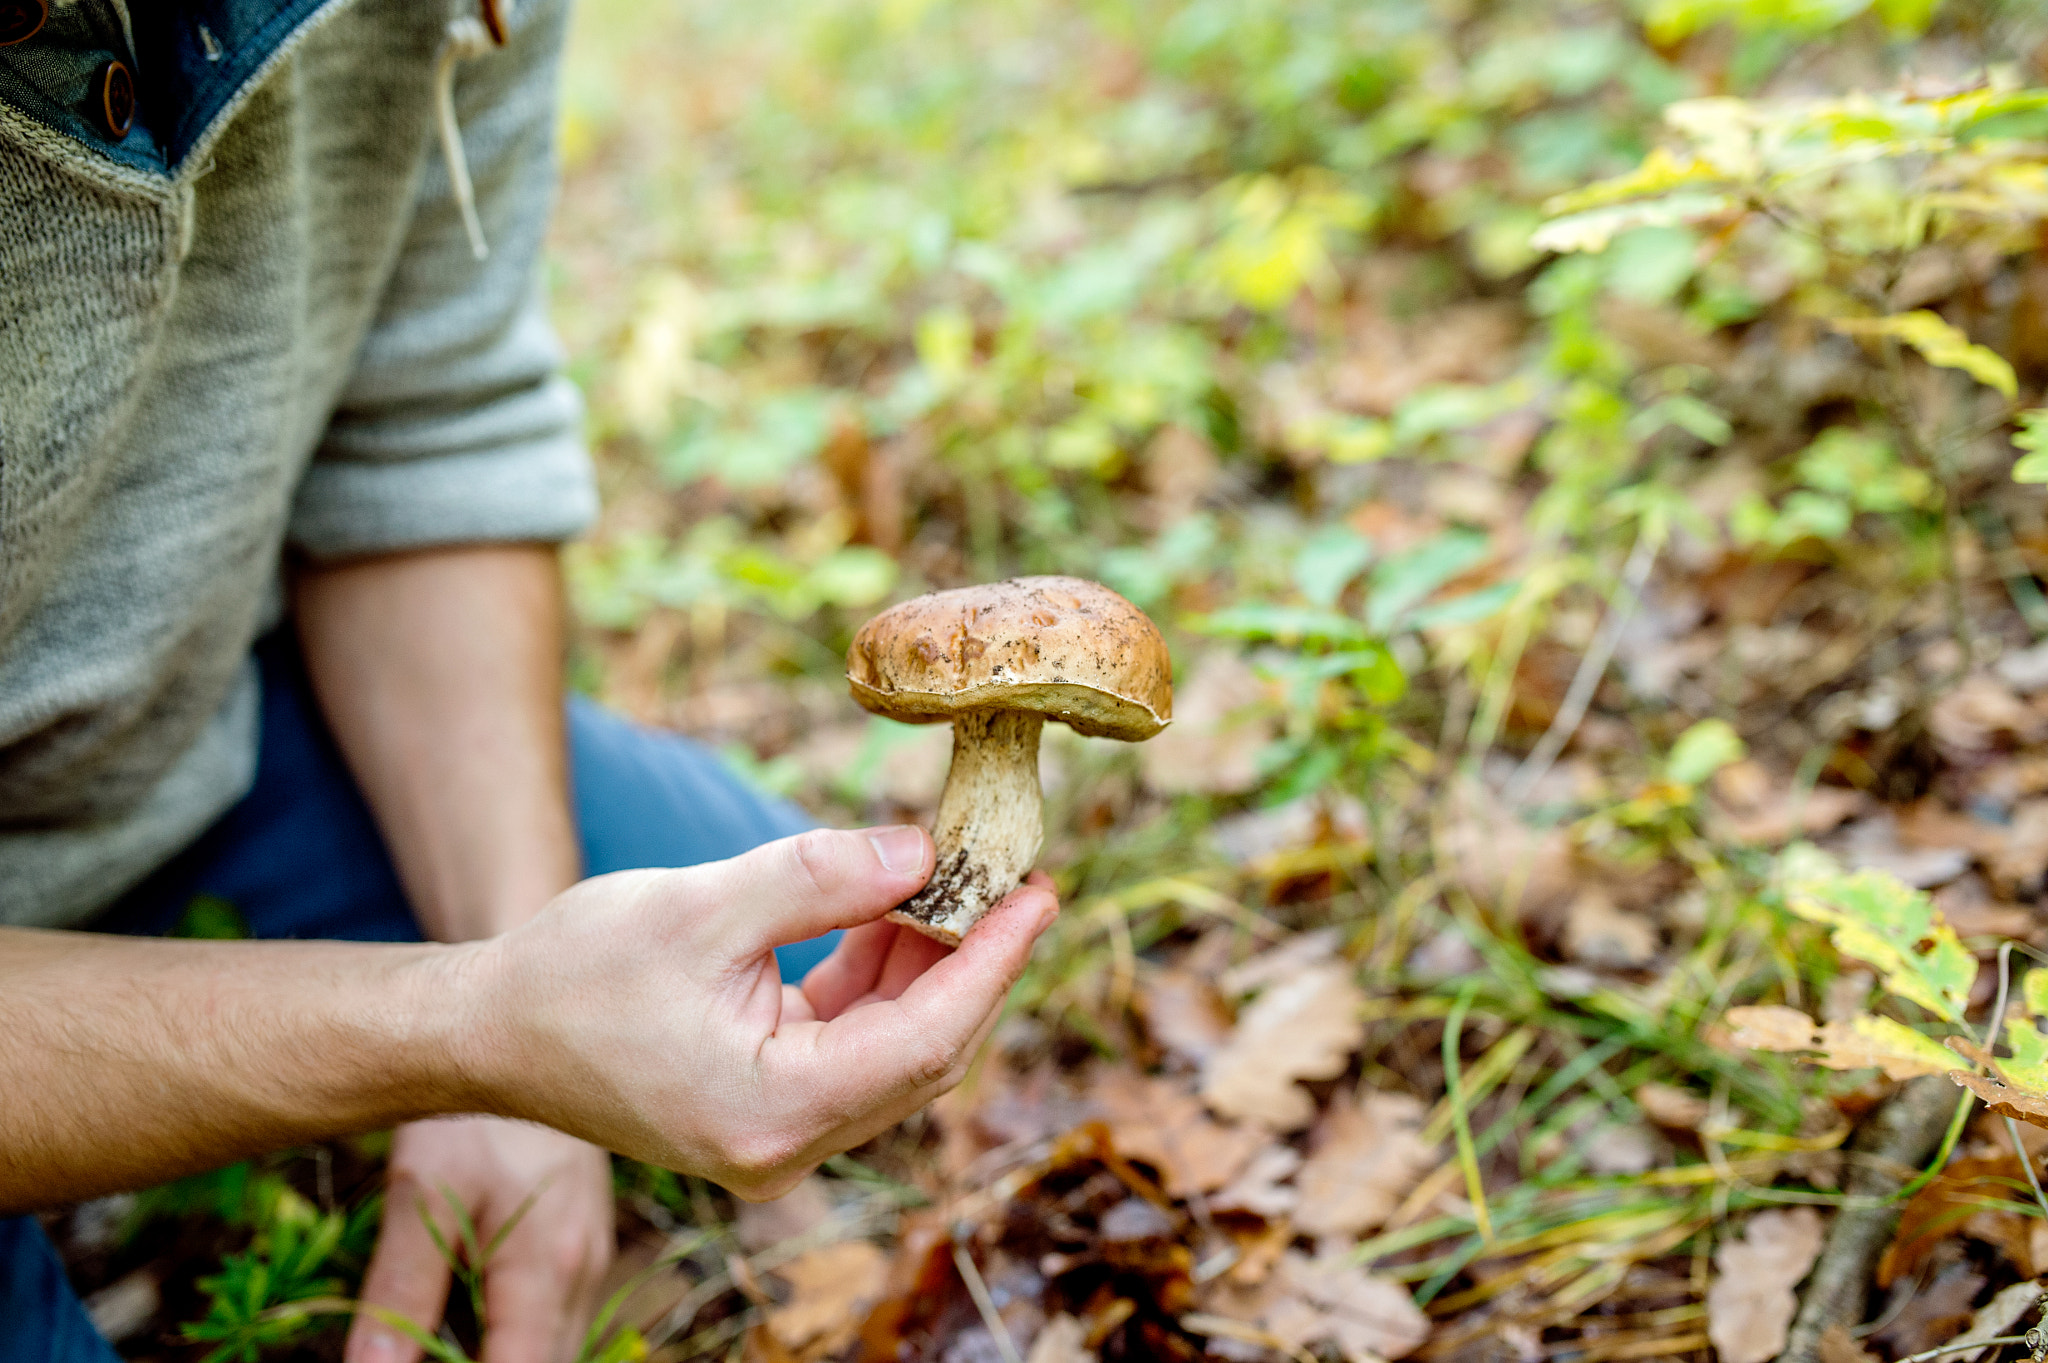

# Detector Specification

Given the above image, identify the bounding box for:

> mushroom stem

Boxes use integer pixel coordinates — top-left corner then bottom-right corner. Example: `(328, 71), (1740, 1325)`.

(889, 709), (1045, 945)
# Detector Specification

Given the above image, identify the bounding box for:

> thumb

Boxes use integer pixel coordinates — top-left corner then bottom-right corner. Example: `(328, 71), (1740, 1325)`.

(682, 826), (934, 952)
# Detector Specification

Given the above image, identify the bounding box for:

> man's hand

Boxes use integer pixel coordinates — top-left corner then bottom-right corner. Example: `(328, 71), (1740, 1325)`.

(473, 825), (1058, 1201)
(344, 1120), (612, 1363)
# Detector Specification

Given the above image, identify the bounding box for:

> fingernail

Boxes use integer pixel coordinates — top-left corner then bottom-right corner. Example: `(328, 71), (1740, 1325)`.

(349, 1330), (401, 1363)
(868, 825), (926, 875)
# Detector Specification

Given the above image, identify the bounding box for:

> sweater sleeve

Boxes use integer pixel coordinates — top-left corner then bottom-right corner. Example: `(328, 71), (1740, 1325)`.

(288, 0), (597, 561)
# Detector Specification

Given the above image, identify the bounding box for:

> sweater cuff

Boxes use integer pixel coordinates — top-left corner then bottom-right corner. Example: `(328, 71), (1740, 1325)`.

(289, 380), (598, 561)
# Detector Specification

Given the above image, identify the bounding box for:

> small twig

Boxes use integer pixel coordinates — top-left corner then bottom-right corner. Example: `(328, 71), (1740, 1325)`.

(1779, 1077), (1966, 1363)
(1504, 531), (1659, 806)
(952, 1231), (1024, 1363)
(1983, 942), (2048, 1223)
(1897, 1334), (2032, 1363)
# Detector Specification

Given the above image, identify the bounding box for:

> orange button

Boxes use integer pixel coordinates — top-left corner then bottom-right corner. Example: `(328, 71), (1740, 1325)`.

(95, 59), (134, 138)
(0, 0), (45, 46)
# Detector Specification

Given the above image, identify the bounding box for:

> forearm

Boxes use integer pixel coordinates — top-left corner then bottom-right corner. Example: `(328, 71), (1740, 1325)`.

(293, 544), (579, 941)
(0, 927), (484, 1213)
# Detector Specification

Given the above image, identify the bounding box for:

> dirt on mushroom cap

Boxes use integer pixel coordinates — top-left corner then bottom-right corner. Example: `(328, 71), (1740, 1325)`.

(846, 576), (1172, 740)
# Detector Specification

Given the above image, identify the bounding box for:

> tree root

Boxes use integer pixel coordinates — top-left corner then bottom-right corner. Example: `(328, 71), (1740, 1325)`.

(1779, 1077), (1961, 1363)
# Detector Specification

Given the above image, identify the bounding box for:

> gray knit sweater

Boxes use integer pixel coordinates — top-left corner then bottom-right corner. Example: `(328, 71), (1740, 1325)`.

(0, 0), (597, 927)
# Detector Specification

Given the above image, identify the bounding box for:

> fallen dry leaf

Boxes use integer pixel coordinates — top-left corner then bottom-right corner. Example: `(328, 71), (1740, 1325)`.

(1934, 876), (2038, 942)
(1441, 777), (1576, 921)
(1139, 651), (1276, 796)
(1582, 1120), (1663, 1175)
(1880, 1156), (2027, 1286)
(1818, 1324), (1877, 1363)
(1706, 1207), (1825, 1363)
(1726, 1005), (1824, 1051)
(1090, 1066), (1268, 1197)
(1262, 1251), (1432, 1363)
(1209, 796), (1369, 866)
(1872, 1261), (1986, 1357)
(1946, 1279), (2044, 1363)
(1203, 963), (1368, 1129)
(1840, 813), (1972, 889)
(1135, 968), (1234, 1066)
(1950, 1070), (2048, 1130)
(1025, 1313), (1096, 1363)
(1212, 1144), (1304, 1218)
(1707, 782), (1865, 847)
(1294, 1090), (1441, 1239)
(1931, 675), (2042, 755)
(1726, 1005), (1956, 1079)
(766, 1240), (890, 1359)
(1217, 928), (1341, 997)
(1634, 1082), (1710, 1131)
(1561, 889), (1660, 969)
(1991, 799), (2048, 897)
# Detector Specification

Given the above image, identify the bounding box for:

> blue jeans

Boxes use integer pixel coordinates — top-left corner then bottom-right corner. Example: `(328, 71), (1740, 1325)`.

(3, 632), (823, 1361)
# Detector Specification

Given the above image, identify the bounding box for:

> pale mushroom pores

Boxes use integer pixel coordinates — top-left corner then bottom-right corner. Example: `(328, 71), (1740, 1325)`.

(846, 577), (1173, 944)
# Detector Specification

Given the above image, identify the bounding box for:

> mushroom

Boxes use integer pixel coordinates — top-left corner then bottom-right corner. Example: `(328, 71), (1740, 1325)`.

(847, 576), (1172, 944)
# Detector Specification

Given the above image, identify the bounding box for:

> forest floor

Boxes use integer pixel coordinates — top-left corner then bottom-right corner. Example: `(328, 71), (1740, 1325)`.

(48, 1), (2048, 1361)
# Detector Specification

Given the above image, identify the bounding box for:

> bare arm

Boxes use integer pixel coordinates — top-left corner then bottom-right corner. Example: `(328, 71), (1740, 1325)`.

(0, 830), (1055, 1215)
(292, 543), (580, 941)
(0, 928), (473, 1213)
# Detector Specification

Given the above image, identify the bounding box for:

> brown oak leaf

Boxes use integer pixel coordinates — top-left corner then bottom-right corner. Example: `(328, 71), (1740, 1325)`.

(1089, 1066), (1267, 1196)
(1706, 1208), (1825, 1363)
(765, 1241), (889, 1360)
(1202, 963), (1367, 1130)
(1293, 1090), (1441, 1239)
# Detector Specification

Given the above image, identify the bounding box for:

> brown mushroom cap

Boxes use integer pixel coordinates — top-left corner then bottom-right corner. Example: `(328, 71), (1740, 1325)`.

(847, 576), (1172, 740)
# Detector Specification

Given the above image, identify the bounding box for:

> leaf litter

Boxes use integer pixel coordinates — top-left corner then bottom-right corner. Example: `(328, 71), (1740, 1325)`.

(50, 1), (2048, 1360)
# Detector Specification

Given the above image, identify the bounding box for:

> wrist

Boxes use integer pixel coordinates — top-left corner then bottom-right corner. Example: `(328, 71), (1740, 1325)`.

(421, 872), (575, 943)
(396, 938), (518, 1120)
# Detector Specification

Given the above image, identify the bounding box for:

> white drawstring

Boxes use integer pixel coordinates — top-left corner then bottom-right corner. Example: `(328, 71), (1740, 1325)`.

(434, 10), (498, 261)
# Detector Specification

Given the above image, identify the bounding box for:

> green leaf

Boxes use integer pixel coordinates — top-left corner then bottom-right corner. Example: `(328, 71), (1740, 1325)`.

(1541, 148), (1727, 217)
(1796, 428), (1934, 513)
(803, 546), (898, 610)
(1401, 579), (1520, 631)
(1667, 718), (1746, 787)
(1779, 844), (1974, 1023)
(2024, 968), (2048, 1019)
(1279, 645), (1408, 705)
(1365, 529), (1491, 633)
(2006, 1017), (2048, 1091)
(1531, 192), (1735, 254)
(1871, 0), (1940, 34)
(1832, 312), (2018, 398)
(1726, 1004), (1962, 1079)
(1605, 225), (1701, 303)
(2011, 410), (2048, 484)
(1294, 526), (1376, 610)
(914, 306), (974, 384)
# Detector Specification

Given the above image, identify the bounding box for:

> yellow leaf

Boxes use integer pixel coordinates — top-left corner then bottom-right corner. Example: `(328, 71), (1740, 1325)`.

(1832, 312), (2018, 398)
(1541, 148), (1725, 217)
(2025, 969), (2048, 1019)
(1725, 1005), (1958, 1079)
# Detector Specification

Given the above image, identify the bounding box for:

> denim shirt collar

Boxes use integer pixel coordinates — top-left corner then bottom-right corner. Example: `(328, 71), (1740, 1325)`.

(0, 0), (338, 177)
